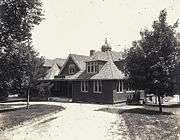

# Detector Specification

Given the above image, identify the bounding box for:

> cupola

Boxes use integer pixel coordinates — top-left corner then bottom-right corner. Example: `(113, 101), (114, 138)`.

(101, 38), (112, 52)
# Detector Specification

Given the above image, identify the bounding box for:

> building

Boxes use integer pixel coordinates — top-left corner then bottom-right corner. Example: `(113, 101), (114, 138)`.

(51, 39), (134, 104)
(43, 58), (66, 80)
(30, 58), (66, 100)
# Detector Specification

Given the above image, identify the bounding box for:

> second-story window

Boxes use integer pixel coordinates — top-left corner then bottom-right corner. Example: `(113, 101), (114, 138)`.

(87, 63), (91, 73)
(69, 64), (75, 74)
(87, 62), (96, 73)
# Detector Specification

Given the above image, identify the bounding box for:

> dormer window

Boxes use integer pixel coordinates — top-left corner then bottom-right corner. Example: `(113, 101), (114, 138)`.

(69, 64), (75, 74)
(87, 62), (97, 73)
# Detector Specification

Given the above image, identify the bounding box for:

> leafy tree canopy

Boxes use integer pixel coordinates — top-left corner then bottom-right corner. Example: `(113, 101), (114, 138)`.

(0, 0), (45, 98)
(124, 9), (180, 97)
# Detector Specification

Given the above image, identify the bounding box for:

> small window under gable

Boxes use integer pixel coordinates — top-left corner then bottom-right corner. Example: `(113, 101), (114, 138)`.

(69, 64), (75, 74)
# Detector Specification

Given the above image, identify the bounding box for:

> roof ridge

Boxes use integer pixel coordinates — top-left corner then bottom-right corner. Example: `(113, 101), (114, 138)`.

(107, 51), (114, 78)
(70, 53), (90, 57)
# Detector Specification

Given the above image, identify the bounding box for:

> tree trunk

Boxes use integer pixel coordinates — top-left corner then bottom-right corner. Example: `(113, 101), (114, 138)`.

(27, 88), (30, 109)
(157, 94), (162, 113)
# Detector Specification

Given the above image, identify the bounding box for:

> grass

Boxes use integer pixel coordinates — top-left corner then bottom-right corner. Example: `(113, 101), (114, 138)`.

(120, 108), (177, 140)
(0, 104), (64, 131)
(98, 106), (178, 140)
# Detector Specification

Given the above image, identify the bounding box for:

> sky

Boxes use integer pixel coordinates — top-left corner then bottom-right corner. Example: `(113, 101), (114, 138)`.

(32, 0), (180, 59)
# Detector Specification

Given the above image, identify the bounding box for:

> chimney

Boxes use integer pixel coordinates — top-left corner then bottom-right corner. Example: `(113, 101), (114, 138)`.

(90, 50), (95, 56)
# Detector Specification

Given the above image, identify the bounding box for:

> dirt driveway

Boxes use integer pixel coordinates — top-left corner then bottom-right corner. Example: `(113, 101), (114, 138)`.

(0, 102), (131, 140)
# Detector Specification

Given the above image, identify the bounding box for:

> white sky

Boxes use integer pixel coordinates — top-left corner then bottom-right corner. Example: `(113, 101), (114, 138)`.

(32, 0), (180, 59)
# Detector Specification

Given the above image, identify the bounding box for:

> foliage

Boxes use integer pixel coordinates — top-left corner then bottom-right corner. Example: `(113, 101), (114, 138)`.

(0, 0), (45, 98)
(124, 9), (180, 98)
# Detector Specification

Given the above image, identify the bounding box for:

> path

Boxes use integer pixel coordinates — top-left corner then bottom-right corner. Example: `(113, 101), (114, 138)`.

(0, 102), (130, 140)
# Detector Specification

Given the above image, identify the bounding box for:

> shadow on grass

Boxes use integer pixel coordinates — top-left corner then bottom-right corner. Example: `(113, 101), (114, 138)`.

(119, 108), (172, 115)
(96, 107), (173, 115)
(97, 106), (177, 140)
(0, 104), (65, 131)
(146, 103), (180, 108)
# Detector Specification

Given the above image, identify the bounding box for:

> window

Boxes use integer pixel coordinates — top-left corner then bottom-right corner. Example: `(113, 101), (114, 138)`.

(87, 63), (91, 73)
(98, 64), (103, 71)
(87, 62), (97, 73)
(81, 81), (88, 92)
(116, 80), (123, 93)
(119, 81), (134, 92)
(124, 82), (134, 91)
(69, 64), (75, 74)
(93, 80), (102, 93)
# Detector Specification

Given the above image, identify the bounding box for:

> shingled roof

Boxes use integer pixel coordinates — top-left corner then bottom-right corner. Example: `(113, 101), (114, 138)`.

(88, 51), (122, 62)
(44, 58), (66, 80)
(91, 60), (125, 80)
(44, 63), (60, 80)
(62, 50), (126, 80)
(57, 40), (126, 80)
(44, 58), (66, 68)
(70, 54), (90, 70)
(85, 50), (125, 80)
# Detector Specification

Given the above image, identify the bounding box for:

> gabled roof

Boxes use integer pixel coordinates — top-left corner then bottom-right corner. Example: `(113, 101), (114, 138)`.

(54, 58), (66, 68)
(44, 63), (60, 80)
(44, 58), (66, 68)
(43, 58), (66, 80)
(70, 54), (90, 70)
(58, 54), (90, 77)
(82, 50), (125, 80)
(91, 60), (125, 80)
(64, 70), (84, 79)
(57, 45), (125, 80)
(44, 59), (54, 67)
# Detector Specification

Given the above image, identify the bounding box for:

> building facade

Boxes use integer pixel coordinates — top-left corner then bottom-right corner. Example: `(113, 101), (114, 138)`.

(51, 39), (134, 104)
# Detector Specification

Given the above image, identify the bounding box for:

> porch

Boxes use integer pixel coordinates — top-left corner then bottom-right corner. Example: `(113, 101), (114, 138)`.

(51, 80), (73, 98)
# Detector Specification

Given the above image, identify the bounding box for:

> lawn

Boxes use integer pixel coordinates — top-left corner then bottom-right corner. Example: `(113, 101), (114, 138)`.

(0, 104), (64, 131)
(120, 108), (177, 140)
(98, 106), (178, 140)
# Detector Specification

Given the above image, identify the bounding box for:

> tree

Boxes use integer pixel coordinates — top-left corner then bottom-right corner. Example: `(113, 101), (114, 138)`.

(0, 0), (45, 106)
(124, 9), (180, 112)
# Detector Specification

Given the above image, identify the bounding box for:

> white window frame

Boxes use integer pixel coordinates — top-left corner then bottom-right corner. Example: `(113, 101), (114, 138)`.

(69, 64), (75, 74)
(93, 80), (102, 93)
(87, 62), (96, 73)
(81, 81), (88, 92)
(116, 80), (123, 93)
